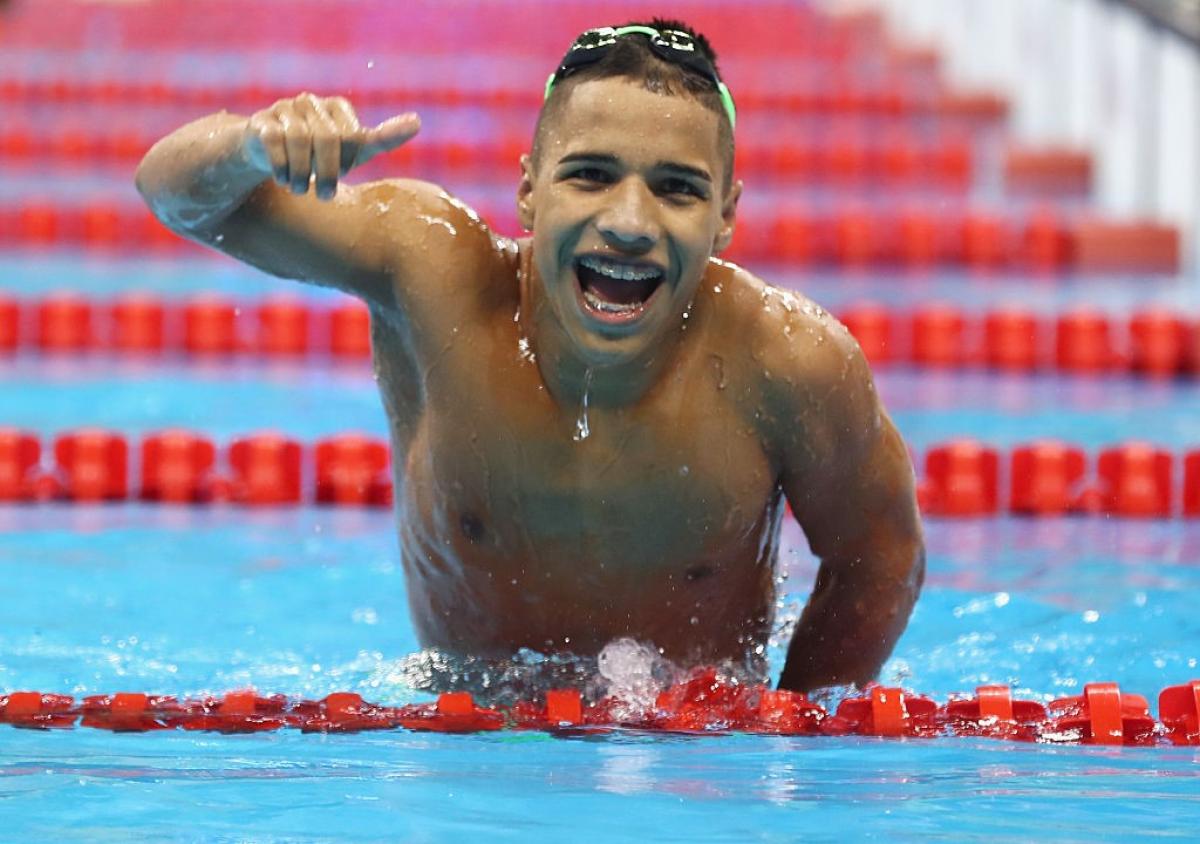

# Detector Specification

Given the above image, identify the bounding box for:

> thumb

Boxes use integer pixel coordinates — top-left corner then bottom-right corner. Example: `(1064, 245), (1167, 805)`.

(354, 112), (421, 168)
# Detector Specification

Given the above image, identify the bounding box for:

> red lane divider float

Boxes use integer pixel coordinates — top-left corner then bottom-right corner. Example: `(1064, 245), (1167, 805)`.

(3, 429), (1200, 517)
(5, 295), (1197, 377)
(2, 675), (1198, 745)
(839, 303), (1199, 376)
(0, 429), (393, 508)
(920, 440), (1194, 518)
(0, 295), (375, 360)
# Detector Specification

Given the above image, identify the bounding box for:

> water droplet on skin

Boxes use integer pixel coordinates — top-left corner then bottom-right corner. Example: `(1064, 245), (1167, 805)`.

(678, 465), (689, 476)
(517, 335), (536, 364)
(712, 283), (723, 294)
(710, 355), (727, 390)
(689, 616), (699, 626)
(573, 368), (593, 442)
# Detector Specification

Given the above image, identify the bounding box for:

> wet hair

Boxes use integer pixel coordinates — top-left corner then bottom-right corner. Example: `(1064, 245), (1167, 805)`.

(531, 18), (735, 192)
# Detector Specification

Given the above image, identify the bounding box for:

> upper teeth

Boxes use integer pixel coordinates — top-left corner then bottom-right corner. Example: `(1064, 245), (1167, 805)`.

(579, 256), (662, 282)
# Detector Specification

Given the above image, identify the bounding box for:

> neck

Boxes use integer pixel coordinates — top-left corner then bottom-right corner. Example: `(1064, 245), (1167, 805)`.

(517, 240), (694, 409)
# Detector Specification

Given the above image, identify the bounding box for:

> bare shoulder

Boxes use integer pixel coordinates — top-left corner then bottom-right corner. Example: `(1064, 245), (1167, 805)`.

(223, 175), (507, 311)
(710, 260), (866, 391)
(342, 178), (515, 308)
(706, 260), (881, 456)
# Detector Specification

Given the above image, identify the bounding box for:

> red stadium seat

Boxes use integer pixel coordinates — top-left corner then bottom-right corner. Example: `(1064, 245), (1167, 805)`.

(1021, 207), (1073, 272)
(1074, 220), (1180, 275)
(1055, 310), (1115, 374)
(984, 310), (1044, 371)
(1129, 310), (1187, 377)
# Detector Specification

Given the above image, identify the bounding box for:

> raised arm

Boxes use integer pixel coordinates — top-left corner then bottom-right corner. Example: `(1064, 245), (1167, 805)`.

(135, 93), (436, 308)
(774, 323), (926, 694)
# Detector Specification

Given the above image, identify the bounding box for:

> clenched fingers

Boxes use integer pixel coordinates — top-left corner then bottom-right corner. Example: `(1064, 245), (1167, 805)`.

(242, 93), (420, 201)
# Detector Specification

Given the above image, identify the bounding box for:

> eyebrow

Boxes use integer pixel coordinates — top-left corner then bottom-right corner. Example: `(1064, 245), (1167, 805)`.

(557, 152), (713, 184)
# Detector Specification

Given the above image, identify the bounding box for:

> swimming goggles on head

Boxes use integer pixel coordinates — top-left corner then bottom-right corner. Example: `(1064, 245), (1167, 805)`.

(544, 25), (737, 129)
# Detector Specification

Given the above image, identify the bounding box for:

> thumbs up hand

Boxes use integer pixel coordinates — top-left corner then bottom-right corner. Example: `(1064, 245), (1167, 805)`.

(243, 93), (421, 200)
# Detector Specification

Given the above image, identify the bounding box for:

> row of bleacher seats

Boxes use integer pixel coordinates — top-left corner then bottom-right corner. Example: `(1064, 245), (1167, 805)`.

(0, 2), (886, 55)
(1, 128), (981, 189)
(0, 202), (1178, 273)
(0, 79), (1004, 121)
(0, 0), (1182, 276)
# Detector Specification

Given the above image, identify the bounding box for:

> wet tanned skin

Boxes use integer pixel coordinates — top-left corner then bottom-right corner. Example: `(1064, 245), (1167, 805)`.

(135, 80), (925, 692)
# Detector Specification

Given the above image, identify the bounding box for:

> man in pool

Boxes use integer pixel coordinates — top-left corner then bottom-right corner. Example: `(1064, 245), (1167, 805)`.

(135, 20), (924, 694)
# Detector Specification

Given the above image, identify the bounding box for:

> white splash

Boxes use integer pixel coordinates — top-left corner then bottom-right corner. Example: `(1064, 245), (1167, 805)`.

(598, 638), (666, 713)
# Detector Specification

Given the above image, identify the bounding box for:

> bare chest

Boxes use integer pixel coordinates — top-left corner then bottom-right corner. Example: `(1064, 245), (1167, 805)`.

(394, 328), (780, 574)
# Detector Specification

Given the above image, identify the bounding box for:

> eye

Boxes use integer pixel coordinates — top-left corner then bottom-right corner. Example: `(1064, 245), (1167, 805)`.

(658, 178), (706, 200)
(563, 166), (614, 185)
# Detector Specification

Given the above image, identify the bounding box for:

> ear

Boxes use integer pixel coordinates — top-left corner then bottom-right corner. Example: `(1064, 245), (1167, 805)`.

(712, 179), (742, 254)
(516, 153), (536, 232)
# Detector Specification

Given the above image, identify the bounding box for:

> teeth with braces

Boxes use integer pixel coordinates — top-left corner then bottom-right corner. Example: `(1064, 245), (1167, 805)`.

(578, 255), (663, 282)
(583, 286), (640, 313)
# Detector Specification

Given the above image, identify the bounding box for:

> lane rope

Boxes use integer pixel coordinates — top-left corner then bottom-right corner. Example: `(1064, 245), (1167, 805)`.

(3, 296), (1196, 375)
(2, 429), (1199, 518)
(3, 674), (1198, 745)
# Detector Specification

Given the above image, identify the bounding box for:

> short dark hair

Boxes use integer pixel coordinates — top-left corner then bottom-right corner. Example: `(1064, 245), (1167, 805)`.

(531, 18), (735, 191)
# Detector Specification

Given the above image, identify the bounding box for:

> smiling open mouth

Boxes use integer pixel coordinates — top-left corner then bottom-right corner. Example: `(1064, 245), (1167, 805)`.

(574, 255), (665, 322)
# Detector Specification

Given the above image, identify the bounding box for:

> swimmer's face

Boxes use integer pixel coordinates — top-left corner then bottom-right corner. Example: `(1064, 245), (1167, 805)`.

(518, 77), (741, 366)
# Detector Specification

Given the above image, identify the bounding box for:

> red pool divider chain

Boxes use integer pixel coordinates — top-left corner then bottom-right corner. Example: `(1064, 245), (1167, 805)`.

(840, 304), (1200, 376)
(2, 675), (1198, 745)
(0, 429), (394, 507)
(4, 295), (1199, 376)
(918, 440), (1200, 517)
(4, 428), (1200, 517)
(0, 295), (375, 359)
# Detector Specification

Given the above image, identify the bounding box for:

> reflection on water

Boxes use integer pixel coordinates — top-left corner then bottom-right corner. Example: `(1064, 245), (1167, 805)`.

(594, 743), (659, 796)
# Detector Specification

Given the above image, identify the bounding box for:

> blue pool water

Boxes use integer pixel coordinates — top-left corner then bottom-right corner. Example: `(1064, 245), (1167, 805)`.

(2, 259), (1200, 840)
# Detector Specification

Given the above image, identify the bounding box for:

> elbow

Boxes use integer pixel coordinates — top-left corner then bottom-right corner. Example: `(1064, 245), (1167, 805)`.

(133, 154), (171, 229)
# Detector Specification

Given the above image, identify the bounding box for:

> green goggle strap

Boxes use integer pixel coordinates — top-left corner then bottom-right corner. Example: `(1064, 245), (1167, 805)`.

(543, 26), (737, 130)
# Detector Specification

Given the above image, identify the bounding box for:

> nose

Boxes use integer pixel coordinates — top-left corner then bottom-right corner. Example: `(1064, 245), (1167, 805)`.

(595, 180), (659, 253)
